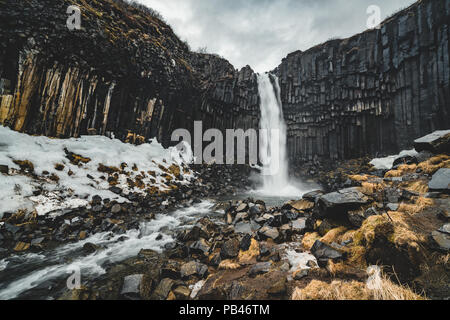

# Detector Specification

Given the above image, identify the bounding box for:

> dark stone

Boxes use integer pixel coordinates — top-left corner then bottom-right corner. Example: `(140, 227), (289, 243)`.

(431, 231), (450, 252)
(240, 234), (252, 251)
(150, 278), (175, 300)
(82, 242), (100, 255)
(120, 274), (144, 300)
(249, 262), (272, 277)
(429, 168), (450, 192)
(318, 188), (369, 217)
(180, 261), (208, 279)
(258, 226), (280, 242)
(221, 238), (240, 259)
(310, 240), (343, 265)
(189, 239), (210, 256)
(414, 130), (450, 154)
(291, 218), (307, 234)
(393, 155), (418, 168)
(0, 165), (8, 174)
(234, 222), (252, 235)
(302, 190), (324, 202)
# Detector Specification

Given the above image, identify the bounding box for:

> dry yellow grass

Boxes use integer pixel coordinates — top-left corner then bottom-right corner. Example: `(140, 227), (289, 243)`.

(401, 180), (429, 194)
(348, 174), (369, 182)
(417, 155), (450, 174)
(398, 197), (434, 215)
(385, 164), (417, 178)
(302, 232), (321, 250)
(320, 227), (348, 245)
(291, 276), (426, 300)
(360, 182), (384, 196)
(218, 260), (241, 270)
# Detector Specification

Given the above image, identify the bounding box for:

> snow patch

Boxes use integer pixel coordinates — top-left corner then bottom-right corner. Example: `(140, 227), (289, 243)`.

(285, 250), (318, 272)
(370, 149), (418, 170)
(0, 126), (194, 218)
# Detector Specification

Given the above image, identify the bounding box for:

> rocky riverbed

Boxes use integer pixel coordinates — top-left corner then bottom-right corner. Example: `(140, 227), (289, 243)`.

(1, 131), (448, 300)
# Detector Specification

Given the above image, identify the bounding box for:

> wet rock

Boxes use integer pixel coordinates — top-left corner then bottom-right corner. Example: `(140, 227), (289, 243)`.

(234, 222), (252, 235)
(302, 190), (324, 202)
(429, 168), (450, 192)
(387, 203), (399, 211)
(180, 261), (208, 279)
(120, 274), (144, 300)
(249, 262), (272, 277)
(236, 203), (248, 212)
(208, 252), (222, 267)
(229, 282), (244, 300)
(189, 239), (211, 256)
(293, 269), (309, 280)
(233, 212), (248, 224)
(414, 130), (450, 154)
(318, 187), (369, 217)
(0, 248), (8, 259)
(268, 278), (287, 295)
(221, 238), (240, 259)
(431, 230), (450, 252)
(310, 240), (343, 266)
(0, 165), (8, 174)
(270, 213), (288, 227)
(151, 278), (175, 300)
(249, 205), (261, 216)
(439, 224), (450, 235)
(111, 204), (122, 214)
(161, 261), (181, 279)
(348, 208), (377, 228)
(258, 226), (280, 242)
(288, 200), (315, 211)
(178, 225), (209, 242)
(31, 237), (45, 248)
(83, 242), (100, 255)
(393, 155), (418, 168)
(173, 286), (191, 300)
(240, 234), (252, 251)
(291, 218), (307, 234)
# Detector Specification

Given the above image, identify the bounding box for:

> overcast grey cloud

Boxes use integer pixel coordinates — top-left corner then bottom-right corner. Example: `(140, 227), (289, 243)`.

(137, 0), (416, 72)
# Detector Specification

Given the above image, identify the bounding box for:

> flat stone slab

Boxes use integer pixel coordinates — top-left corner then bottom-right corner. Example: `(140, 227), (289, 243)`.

(431, 231), (450, 251)
(414, 130), (450, 154)
(429, 168), (450, 192)
(318, 187), (369, 216)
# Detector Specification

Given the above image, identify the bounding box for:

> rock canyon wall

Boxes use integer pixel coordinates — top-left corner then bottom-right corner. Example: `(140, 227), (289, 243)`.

(0, 0), (448, 161)
(276, 0), (450, 161)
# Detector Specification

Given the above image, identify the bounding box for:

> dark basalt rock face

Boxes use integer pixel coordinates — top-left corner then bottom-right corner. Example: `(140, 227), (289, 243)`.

(0, 0), (448, 162)
(0, 0), (259, 148)
(275, 0), (450, 161)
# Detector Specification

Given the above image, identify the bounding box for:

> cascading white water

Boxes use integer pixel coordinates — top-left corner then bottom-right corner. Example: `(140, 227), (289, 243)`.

(256, 73), (302, 197)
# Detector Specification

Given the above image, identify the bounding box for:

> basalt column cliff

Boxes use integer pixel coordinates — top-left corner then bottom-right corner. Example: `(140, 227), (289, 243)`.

(0, 0), (259, 147)
(0, 0), (449, 161)
(276, 0), (450, 161)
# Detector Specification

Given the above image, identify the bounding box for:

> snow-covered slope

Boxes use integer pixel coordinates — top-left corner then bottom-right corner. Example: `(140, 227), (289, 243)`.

(0, 126), (194, 218)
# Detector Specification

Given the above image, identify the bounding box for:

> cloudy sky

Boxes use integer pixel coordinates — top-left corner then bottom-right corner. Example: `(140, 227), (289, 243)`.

(137, 0), (416, 72)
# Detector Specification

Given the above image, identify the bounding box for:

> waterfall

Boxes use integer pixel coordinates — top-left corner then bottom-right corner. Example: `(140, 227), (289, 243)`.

(256, 73), (301, 198)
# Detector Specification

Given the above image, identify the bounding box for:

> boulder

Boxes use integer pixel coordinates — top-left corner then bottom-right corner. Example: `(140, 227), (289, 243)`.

(0, 165), (8, 174)
(318, 187), (369, 217)
(310, 240), (343, 265)
(180, 261), (208, 279)
(431, 230), (450, 252)
(150, 278), (175, 300)
(234, 222), (252, 235)
(414, 130), (450, 154)
(249, 262), (272, 277)
(120, 274), (144, 300)
(291, 218), (307, 234)
(302, 190), (324, 202)
(189, 239), (211, 256)
(429, 168), (450, 192)
(221, 238), (240, 259)
(258, 226), (280, 241)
